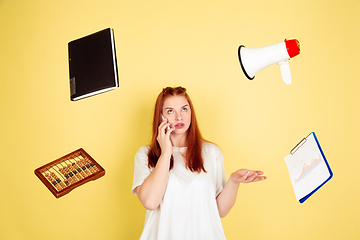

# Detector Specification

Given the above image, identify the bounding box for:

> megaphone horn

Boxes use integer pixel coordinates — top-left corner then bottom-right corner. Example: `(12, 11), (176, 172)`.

(238, 39), (300, 84)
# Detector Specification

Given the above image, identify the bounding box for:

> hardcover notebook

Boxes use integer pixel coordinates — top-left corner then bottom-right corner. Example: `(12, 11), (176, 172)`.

(284, 132), (333, 203)
(68, 28), (119, 101)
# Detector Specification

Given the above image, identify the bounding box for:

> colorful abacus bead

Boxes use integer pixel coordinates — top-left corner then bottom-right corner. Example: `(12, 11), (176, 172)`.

(85, 158), (99, 172)
(68, 163), (83, 181)
(78, 160), (91, 176)
(73, 162), (87, 178)
(65, 165), (79, 183)
(47, 173), (62, 191)
(60, 167), (75, 185)
(82, 159), (95, 174)
(50, 172), (66, 189)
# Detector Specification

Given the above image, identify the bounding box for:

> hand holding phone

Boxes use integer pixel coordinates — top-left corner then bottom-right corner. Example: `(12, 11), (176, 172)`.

(159, 114), (174, 150)
(161, 115), (171, 131)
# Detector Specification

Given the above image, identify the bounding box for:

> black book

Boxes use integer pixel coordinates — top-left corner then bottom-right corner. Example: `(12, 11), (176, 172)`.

(68, 28), (119, 101)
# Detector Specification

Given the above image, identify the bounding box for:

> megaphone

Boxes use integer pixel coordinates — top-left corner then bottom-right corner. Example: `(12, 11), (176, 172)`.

(238, 39), (300, 84)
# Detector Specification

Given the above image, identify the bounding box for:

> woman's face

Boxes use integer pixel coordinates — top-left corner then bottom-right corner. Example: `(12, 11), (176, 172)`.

(162, 95), (191, 136)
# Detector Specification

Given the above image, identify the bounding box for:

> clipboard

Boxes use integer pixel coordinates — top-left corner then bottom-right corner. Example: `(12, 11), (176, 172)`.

(285, 132), (333, 203)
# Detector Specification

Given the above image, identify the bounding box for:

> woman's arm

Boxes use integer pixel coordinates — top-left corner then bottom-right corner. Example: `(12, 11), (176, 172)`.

(135, 151), (172, 210)
(135, 120), (174, 210)
(216, 169), (266, 218)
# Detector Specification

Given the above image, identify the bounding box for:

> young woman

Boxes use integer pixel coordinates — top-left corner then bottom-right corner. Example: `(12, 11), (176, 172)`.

(132, 86), (266, 240)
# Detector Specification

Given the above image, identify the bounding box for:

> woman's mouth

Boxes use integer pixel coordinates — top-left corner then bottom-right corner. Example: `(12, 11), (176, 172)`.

(174, 123), (185, 129)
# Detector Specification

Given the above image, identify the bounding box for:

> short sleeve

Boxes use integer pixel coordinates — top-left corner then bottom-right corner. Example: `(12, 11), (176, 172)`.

(132, 145), (152, 195)
(215, 145), (227, 197)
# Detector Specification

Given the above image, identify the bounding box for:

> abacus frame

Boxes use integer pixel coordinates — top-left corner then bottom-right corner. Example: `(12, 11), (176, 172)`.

(34, 148), (105, 198)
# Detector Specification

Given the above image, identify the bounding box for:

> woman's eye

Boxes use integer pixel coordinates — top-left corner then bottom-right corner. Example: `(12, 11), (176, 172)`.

(167, 110), (173, 114)
(182, 108), (187, 112)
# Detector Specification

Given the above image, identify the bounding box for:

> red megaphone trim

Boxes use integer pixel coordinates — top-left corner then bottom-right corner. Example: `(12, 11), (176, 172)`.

(285, 39), (300, 58)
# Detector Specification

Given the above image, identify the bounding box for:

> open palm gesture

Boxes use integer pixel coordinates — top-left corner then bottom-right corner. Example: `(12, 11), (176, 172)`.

(230, 169), (266, 183)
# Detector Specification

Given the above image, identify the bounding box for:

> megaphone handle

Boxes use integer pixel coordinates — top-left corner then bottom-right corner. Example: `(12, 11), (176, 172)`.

(278, 61), (292, 84)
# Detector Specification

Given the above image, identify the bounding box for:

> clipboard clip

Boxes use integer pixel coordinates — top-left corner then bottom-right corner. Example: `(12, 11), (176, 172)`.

(290, 138), (307, 155)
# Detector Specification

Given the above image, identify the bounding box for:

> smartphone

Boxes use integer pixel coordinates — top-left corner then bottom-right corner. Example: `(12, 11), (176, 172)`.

(161, 115), (170, 131)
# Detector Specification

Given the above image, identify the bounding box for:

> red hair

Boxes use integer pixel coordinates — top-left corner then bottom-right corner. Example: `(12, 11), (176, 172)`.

(147, 86), (207, 173)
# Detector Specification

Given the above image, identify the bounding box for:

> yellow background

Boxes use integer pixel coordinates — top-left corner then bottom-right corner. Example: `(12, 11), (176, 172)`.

(1, 0), (359, 239)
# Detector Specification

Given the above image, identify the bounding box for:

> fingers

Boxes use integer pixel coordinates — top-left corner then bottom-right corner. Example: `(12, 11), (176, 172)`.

(156, 119), (174, 149)
(253, 171), (266, 181)
(244, 171), (257, 182)
(254, 175), (267, 182)
(158, 119), (169, 130)
(242, 170), (266, 183)
(157, 119), (171, 137)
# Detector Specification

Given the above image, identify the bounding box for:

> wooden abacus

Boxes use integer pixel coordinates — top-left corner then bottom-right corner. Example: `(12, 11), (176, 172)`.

(34, 148), (105, 198)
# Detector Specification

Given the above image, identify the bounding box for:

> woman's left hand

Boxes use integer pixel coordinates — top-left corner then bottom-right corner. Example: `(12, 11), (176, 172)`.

(229, 169), (267, 184)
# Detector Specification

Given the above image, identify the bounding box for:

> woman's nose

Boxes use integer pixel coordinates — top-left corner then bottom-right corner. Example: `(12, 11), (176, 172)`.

(175, 112), (182, 120)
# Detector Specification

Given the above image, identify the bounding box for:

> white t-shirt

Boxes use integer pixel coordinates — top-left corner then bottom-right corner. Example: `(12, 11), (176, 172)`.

(132, 141), (227, 240)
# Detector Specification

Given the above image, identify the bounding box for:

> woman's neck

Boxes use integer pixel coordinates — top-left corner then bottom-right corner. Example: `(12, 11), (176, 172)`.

(170, 134), (187, 147)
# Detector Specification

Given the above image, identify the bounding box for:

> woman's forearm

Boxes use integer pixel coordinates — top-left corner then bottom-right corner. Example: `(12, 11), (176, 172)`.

(136, 152), (172, 210)
(216, 169), (266, 218)
(216, 179), (240, 218)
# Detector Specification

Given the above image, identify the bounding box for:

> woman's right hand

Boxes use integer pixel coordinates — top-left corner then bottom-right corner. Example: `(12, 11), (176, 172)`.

(136, 119), (175, 210)
(156, 118), (174, 155)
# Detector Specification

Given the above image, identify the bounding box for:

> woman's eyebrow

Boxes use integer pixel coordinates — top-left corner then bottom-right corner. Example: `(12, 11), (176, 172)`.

(164, 104), (189, 110)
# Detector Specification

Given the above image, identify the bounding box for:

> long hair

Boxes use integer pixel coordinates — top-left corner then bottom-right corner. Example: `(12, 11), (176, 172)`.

(147, 86), (207, 173)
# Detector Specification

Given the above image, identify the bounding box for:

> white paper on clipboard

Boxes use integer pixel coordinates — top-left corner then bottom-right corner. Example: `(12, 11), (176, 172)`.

(285, 132), (332, 203)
